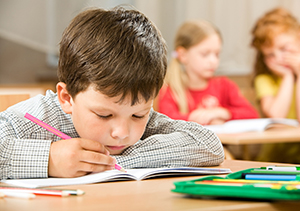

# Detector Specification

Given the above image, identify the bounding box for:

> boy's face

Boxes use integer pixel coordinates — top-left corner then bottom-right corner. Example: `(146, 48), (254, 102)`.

(58, 83), (153, 155)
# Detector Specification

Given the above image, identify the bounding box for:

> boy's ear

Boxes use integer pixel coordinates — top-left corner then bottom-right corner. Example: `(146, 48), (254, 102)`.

(56, 82), (73, 114)
(176, 46), (187, 64)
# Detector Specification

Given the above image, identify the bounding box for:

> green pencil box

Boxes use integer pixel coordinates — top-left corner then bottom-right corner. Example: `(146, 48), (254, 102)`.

(226, 167), (300, 179)
(172, 168), (300, 200)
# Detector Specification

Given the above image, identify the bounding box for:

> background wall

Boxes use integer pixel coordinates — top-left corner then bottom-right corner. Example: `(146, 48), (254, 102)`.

(1, 0), (300, 78)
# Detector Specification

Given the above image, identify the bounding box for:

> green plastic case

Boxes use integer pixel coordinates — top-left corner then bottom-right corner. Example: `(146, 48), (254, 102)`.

(172, 168), (300, 200)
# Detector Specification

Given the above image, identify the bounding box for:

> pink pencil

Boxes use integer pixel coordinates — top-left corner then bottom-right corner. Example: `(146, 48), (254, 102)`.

(24, 113), (126, 173)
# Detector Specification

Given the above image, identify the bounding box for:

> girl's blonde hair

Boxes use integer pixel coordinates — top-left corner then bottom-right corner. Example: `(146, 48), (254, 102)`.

(251, 7), (300, 79)
(164, 20), (221, 114)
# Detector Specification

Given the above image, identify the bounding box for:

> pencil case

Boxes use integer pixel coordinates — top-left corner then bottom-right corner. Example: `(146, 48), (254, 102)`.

(172, 175), (300, 200)
(172, 168), (300, 200)
(226, 168), (300, 180)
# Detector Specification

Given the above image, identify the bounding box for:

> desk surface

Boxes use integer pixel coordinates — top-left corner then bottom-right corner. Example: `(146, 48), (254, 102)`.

(1, 160), (300, 211)
(218, 126), (300, 145)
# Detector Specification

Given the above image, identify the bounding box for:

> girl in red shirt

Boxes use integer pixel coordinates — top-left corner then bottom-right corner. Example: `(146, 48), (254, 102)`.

(158, 20), (258, 125)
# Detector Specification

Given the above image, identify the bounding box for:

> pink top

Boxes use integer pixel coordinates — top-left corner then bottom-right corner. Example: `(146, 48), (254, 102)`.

(158, 76), (259, 121)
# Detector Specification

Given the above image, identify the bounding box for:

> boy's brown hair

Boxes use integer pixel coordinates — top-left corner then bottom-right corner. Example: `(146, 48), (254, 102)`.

(57, 6), (167, 105)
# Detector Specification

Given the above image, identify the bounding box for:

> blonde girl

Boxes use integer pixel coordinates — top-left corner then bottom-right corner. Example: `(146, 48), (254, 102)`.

(158, 20), (258, 125)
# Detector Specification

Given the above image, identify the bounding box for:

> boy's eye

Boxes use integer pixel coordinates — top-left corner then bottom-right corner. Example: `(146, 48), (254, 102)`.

(97, 114), (112, 119)
(132, 114), (145, 119)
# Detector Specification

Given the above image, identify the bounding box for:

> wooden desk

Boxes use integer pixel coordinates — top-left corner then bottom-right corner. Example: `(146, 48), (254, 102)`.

(1, 160), (300, 211)
(218, 126), (300, 160)
(0, 83), (56, 97)
(218, 127), (300, 145)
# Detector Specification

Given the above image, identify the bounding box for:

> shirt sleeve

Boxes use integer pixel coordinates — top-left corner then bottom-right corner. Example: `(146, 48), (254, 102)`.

(0, 91), (73, 180)
(254, 74), (278, 100)
(0, 111), (51, 179)
(158, 87), (189, 120)
(114, 110), (224, 168)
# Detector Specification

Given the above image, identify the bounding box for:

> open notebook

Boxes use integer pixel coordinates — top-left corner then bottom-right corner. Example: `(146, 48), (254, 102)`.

(2, 167), (231, 188)
(204, 118), (299, 134)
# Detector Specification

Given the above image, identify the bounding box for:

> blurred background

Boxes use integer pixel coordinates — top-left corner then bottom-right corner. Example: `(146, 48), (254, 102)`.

(1, 0), (300, 92)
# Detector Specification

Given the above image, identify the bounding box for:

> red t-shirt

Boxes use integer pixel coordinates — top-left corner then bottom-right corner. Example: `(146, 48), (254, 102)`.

(158, 77), (259, 121)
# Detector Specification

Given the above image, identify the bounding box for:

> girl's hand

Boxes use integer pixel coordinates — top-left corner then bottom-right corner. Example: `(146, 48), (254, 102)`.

(265, 58), (294, 77)
(188, 108), (215, 125)
(283, 46), (300, 76)
(188, 107), (230, 125)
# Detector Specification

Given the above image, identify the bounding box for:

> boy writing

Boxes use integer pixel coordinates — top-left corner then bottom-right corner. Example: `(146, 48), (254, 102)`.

(0, 6), (224, 179)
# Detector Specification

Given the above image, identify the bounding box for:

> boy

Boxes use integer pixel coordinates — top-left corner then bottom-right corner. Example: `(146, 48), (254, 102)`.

(0, 6), (224, 179)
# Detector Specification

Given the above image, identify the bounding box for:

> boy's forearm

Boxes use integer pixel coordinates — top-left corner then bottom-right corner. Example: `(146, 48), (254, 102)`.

(0, 138), (51, 180)
(114, 121), (224, 169)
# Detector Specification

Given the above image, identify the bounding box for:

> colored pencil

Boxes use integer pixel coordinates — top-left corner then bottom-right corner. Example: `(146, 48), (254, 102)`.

(0, 190), (36, 199)
(242, 173), (298, 181)
(250, 169), (300, 175)
(0, 186), (79, 197)
(195, 181), (299, 190)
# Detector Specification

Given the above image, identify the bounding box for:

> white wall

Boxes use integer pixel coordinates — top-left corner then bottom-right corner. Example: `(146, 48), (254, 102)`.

(1, 0), (300, 75)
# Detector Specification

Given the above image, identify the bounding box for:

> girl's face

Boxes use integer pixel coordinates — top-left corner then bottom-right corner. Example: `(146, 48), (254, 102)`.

(261, 32), (300, 65)
(178, 34), (221, 80)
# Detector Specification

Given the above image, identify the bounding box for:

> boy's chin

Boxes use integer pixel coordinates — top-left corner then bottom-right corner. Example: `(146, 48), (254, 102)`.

(109, 151), (122, 155)
(108, 148), (127, 155)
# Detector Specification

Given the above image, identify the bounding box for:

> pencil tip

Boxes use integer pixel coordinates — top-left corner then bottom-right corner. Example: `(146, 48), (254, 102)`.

(120, 168), (127, 173)
(77, 189), (85, 195)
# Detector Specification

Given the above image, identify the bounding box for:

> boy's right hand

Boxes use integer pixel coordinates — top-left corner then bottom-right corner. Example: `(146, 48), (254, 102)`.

(48, 138), (116, 178)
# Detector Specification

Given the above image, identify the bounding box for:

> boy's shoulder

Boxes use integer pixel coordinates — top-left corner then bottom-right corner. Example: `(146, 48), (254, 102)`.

(4, 90), (61, 120)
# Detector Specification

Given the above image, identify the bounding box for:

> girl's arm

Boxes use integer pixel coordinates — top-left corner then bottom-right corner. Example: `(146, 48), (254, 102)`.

(158, 87), (189, 120)
(260, 72), (294, 118)
(296, 76), (300, 121)
(188, 106), (231, 125)
(214, 78), (259, 120)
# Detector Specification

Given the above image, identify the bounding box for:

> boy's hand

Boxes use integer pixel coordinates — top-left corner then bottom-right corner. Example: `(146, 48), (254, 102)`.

(48, 138), (116, 178)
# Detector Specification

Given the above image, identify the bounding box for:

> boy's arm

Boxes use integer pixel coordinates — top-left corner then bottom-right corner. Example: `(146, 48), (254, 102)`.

(114, 110), (224, 168)
(0, 112), (51, 179)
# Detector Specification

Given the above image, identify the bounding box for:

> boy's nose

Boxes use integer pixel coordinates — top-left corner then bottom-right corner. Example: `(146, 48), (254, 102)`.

(111, 121), (130, 140)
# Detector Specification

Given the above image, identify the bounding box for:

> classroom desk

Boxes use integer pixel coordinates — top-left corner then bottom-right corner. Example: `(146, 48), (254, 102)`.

(1, 160), (300, 211)
(218, 126), (300, 160)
